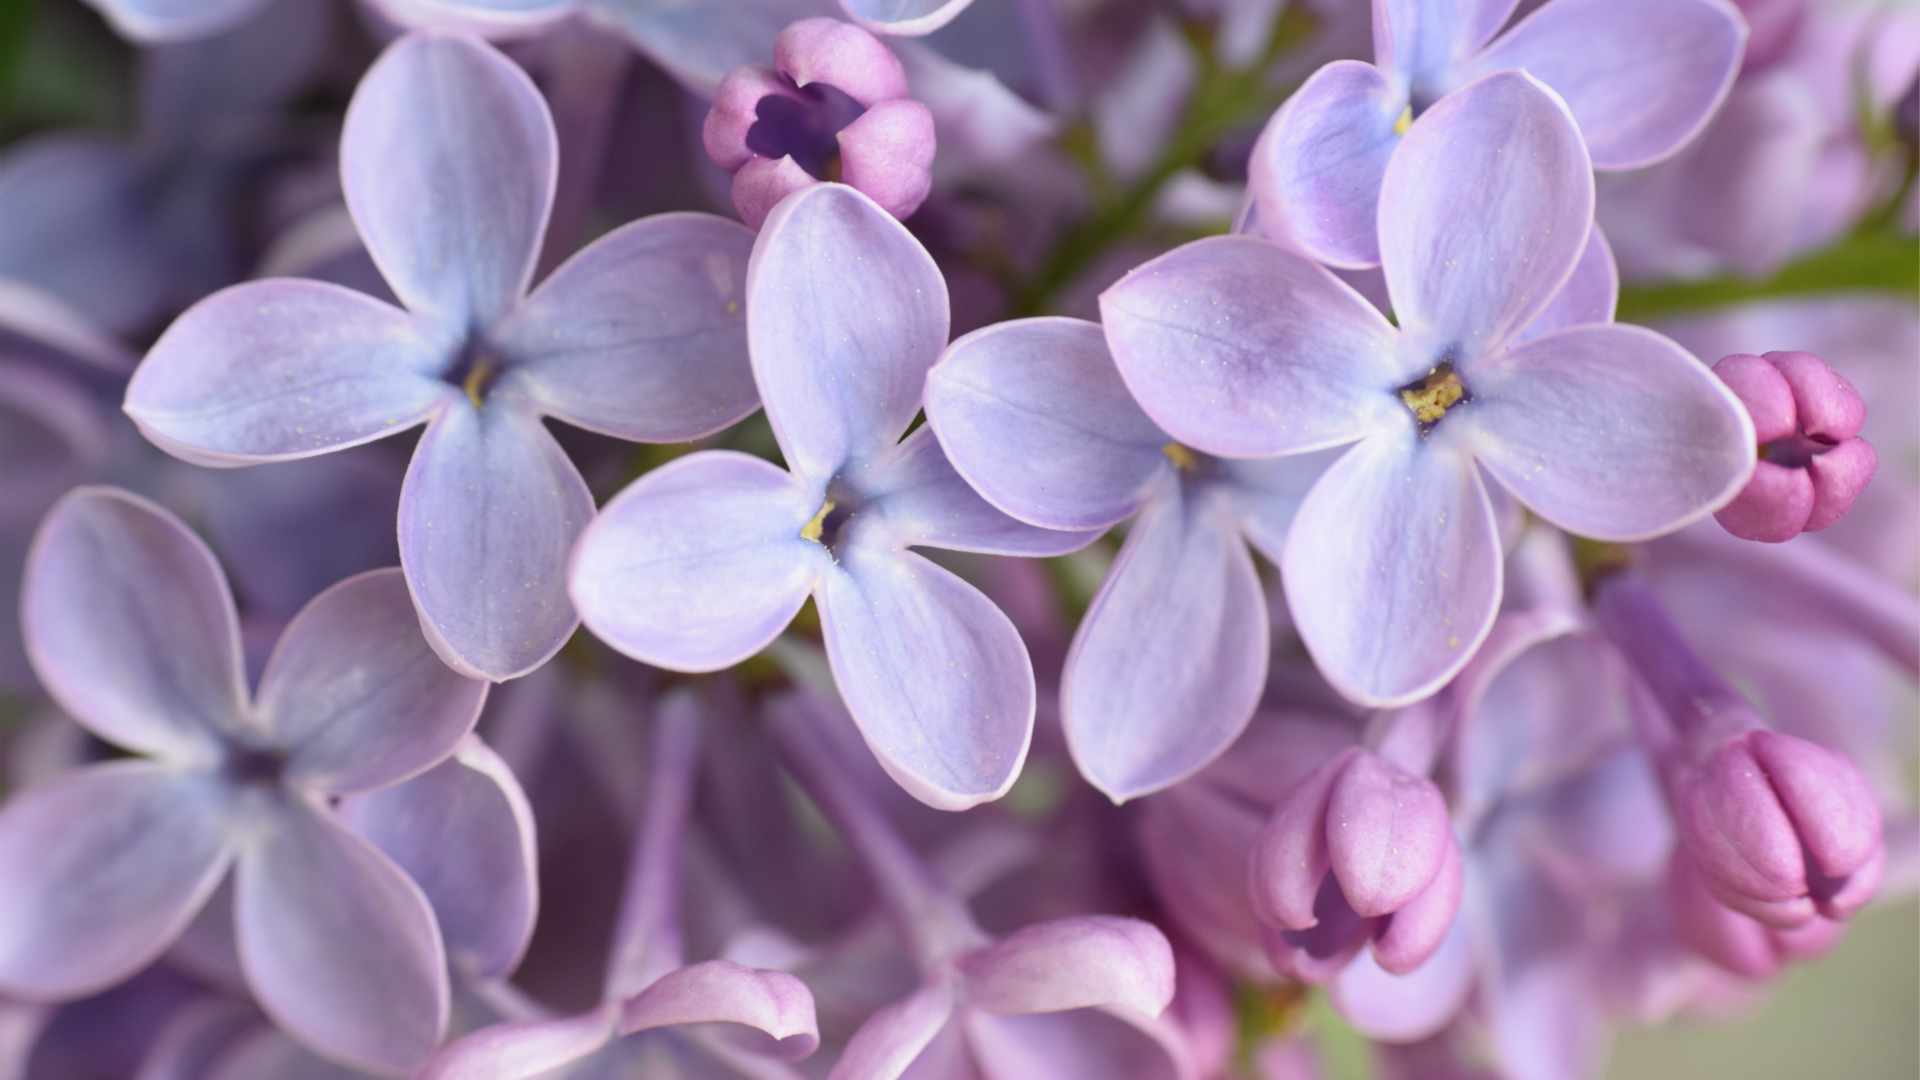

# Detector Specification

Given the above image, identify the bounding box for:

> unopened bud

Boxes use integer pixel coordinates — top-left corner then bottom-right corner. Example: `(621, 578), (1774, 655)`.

(1712, 351), (1876, 543)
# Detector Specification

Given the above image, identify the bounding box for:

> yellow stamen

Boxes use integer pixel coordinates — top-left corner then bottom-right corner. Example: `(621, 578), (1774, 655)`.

(462, 358), (493, 410)
(1162, 443), (1197, 471)
(1399, 368), (1465, 425)
(801, 501), (835, 543)
(1393, 105), (1413, 135)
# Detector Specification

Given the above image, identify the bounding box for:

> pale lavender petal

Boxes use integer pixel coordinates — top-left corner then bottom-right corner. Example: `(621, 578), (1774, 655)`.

(415, 1004), (618, 1080)
(1465, 0), (1745, 169)
(747, 183), (948, 481)
(81, 0), (269, 42)
(1515, 224), (1617, 344)
(1380, 71), (1592, 361)
(957, 915), (1174, 1018)
(0, 279), (133, 372)
(341, 33), (555, 332)
(22, 487), (245, 759)
(925, 316), (1169, 532)
(1100, 237), (1402, 458)
(399, 400), (596, 681)
(124, 279), (451, 467)
(138, 998), (261, 1080)
(571, 451), (826, 672)
(1282, 429), (1502, 707)
(839, 0), (975, 35)
(595, 0), (832, 99)
(817, 545), (1033, 810)
(891, 40), (1056, 167)
(829, 979), (957, 1080)
(1219, 450), (1341, 565)
(1062, 478), (1267, 802)
(493, 213), (759, 442)
(963, 1006), (1190, 1080)
(0, 763), (234, 999)
(236, 799), (447, 1075)
(1459, 324), (1755, 541)
(364, 0), (576, 40)
(1376, 0), (1519, 86)
(1328, 911), (1472, 1042)
(257, 569), (487, 792)
(857, 427), (1100, 557)
(339, 738), (536, 980)
(619, 960), (818, 1059)
(1247, 60), (1404, 269)
(202, 1027), (372, 1080)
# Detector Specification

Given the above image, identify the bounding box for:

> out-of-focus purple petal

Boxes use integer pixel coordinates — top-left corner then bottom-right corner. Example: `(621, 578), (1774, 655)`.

(828, 978), (957, 1080)
(125, 280), (452, 467)
(593, 0), (832, 99)
(890, 40), (1057, 167)
(81, 0), (270, 42)
(837, 100), (936, 222)
(1376, 0), (1520, 86)
(415, 1003), (618, 1080)
(1380, 71), (1591, 360)
(817, 546), (1032, 811)
(1100, 237), (1402, 458)
(1248, 60), (1403, 269)
(748, 183), (948, 480)
(201, 1027), (373, 1080)
(618, 960), (818, 1059)
(366, 0), (577, 41)
(0, 359), (109, 519)
(339, 738), (536, 980)
(138, 0), (334, 140)
(1515, 224), (1617, 344)
(137, 997), (262, 1080)
(1460, 324), (1755, 540)
(857, 427), (1100, 556)
(840, 0), (975, 36)
(926, 317), (1169, 532)
(235, 799), (447, 1075)
(1282, 429), (1501, 707)
(1219, 450), (1340, 565)
(0, 279), (133, 372)
(341, 33), (555, 333)
(963, 1005), (1191, 1080)
(571, 451), (825, 671)
(1063, 479), (1266, 802)
(957, 916), (1174, 1018)
(399, 400), (596, 681)
(1464, 0), (1746, 169)
(494, 213), (758, 442)
(23, 487), (245, 759)
(1328, 910), (1472, 1042)
(0, 763), (234, 1000)
(258, 569), (487, 792)
(0, 135), (168, 336)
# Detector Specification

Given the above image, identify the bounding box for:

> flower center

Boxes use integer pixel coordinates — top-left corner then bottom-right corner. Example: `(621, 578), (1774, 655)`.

(1162, 443), (1198, 471)
(801, 487), (862, 552)
(1760, 431), (1836, 469)
(1396, 360), (1471, 436)
(224, 744), (287, 787)
(444, 340), (507, 408)
(747, 81), (867, 181)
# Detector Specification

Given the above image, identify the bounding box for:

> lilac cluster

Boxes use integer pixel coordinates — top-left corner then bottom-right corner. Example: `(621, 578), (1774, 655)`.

(0, 0), (1914, 1078)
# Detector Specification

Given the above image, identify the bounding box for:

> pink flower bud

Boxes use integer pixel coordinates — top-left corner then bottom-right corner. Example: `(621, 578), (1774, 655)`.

(1712, 351), (1877, 543)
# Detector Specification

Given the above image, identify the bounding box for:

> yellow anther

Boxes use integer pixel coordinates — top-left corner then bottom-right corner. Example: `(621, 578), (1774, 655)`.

(801, 501), (836, 543)
(1162, 443), (1197, 471)
(1399, 368), (1465, 425)
(462, 357), (494, 410)
(1393, 105), (1413, 135)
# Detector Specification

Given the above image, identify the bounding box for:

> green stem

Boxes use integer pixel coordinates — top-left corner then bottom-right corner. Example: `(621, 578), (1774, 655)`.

(1615, 228), (1919, 321)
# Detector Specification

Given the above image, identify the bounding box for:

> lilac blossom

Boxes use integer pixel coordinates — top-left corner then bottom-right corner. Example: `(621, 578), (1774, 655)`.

(705, 18), (936, 229)
(0, 487), (488, 1074)
(1101, 71), (1755, 707)
(1711, 350), (1877, 542)
(570, 182), (1091, 811)
(1247, 0), (1747, 268)
(124, 31), (762, 682)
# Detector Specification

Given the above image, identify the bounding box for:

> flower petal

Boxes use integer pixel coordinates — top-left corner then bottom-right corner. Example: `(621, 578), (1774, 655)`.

(1459, 324), (1755, 541)
(1281, 428), (1502, 707)
(0, 762), (234, 999)
(571, 451), (826, 672)
(963, 1006), (1191, 1080)
(258, 569), (487, 792)
(493, 213), (759, 443)
(235, 798), (448, 1075)
(414, 1004), (618, 1080)
(1380, 70), (1592, 363)
(0, 358), (110, 522)
(592, 0), (827, 98)
(399, 400), (597, 681)
(817, 545), (1033, 811)
(23, 487), (244, 759)
(748, 183), (948, 482)
(1328, 909), (1472, 1042)
(857, 427), (1100, 557)
(0, 135), (168, 336)
(926, 316), (1169, 532)
(1247, 60), (1404, 269)
(1376, 0), (1519, 87)
(1100, 236), (1402, 458)
(619, 959), (819, 1060)
(829, 978), (957, 1080)
(839, 0), (975, 36)
(1062, 479), (1268, 802)
(957, 915), (1174, 1018)
(1464, 0), (1745, 169)
(1515, 224), (1617, 344)
(80, 0), (269, 42)
(342, 33), (555, 332)
(338, 738), (536, 981)
(125, 279), (452, 467)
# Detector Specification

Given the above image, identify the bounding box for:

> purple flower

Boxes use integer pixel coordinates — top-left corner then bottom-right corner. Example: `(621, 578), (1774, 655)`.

(570, 182), (1091, 811)
(705, 18), (936, 229)
(1101, 71), (1755, 706)
(1247, 0), (1747, 267)
(0, 487), (488, 1074)
(1711, 350), (1878, 542)
(124, 31), (762, 681)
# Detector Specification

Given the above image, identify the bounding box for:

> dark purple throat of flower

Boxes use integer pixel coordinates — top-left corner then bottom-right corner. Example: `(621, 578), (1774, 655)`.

(801, 486), (863, 553)
(443, 340), (508, 408)
(224, 743), (289, 787)
(1397, 359), (1470, 436)
(748, 81), (867, 182)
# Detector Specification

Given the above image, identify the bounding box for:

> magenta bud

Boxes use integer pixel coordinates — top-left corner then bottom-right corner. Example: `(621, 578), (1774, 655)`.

(702, 18), (934, 229)
(1668, 848), (1845, 981)
(1711, 351), (1877, 543)
(1676, 730), (1883, 928)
